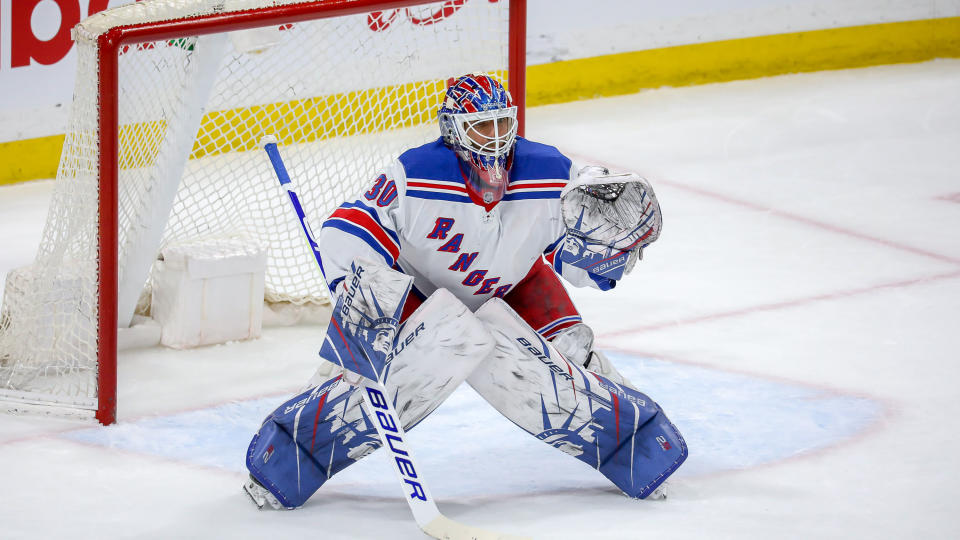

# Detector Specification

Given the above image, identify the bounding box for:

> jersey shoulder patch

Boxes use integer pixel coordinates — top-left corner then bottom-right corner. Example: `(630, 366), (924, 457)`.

(511, 138), (573, 181)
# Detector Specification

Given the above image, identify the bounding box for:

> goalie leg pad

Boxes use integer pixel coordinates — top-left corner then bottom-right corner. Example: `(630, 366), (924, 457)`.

(468, 298), (687, 499)
(246, 287), (493, 507)
(245, 373), (361, 509)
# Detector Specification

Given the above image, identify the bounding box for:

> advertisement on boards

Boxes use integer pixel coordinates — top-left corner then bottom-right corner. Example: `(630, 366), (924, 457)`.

(0, 0), (956, 143)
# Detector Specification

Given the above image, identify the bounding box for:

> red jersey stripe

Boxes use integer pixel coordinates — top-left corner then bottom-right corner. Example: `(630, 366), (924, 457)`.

(506, 182), (567, 191)
(407, 181), (468, 193)
(329, 208), (400, 260)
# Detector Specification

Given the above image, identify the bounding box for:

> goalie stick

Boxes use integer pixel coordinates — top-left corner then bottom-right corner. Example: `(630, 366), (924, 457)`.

(263, 138), (528, 540)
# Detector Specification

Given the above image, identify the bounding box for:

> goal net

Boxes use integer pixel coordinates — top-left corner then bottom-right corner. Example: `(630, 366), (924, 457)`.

(0, 0), (524, 424)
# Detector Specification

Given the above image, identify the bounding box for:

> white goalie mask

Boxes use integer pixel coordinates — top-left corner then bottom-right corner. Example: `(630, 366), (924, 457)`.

(448, 107), (519, 158)
(438, 74), (518, 206)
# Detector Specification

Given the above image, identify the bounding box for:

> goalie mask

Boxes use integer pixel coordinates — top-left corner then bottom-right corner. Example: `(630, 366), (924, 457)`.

(438, 74), (518, 205)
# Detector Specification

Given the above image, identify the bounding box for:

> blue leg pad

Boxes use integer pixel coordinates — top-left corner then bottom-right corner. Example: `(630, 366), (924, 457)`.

(245, 376), (381, 508)
(246, 418), (328, 508)
(597, 402), (687, 499)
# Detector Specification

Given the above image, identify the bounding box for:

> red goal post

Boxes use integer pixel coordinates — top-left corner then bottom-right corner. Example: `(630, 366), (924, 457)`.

(0, 0), (527, 425)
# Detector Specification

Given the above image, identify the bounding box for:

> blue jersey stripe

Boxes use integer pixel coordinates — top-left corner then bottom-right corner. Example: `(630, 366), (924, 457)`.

(321, 220), (395, 267)
(407, 189), (561, 203)
(538, 315), (583, 335)
(340, 200), (401, 245)
(406, 190), (473, 203)
(503, 191), (562, 201)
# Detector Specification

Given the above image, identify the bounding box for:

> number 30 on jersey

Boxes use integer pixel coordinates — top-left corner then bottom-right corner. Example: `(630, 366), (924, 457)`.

(364, 174), (398, 207)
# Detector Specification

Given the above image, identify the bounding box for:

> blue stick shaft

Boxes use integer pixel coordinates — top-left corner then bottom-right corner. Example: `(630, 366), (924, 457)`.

(262, 141), (325, 275)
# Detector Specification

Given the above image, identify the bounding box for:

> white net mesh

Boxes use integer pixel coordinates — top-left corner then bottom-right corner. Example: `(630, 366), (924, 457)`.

(0, 0), (511, 415)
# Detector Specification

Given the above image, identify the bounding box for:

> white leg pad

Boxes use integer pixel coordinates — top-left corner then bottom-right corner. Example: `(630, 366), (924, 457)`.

(467, 298), (687, 499)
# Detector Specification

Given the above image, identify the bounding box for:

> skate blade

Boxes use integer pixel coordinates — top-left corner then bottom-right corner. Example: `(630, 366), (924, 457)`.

(243, 479), (267, 509)
(243, 478), (284, 510)
(647, 483), (668, 500)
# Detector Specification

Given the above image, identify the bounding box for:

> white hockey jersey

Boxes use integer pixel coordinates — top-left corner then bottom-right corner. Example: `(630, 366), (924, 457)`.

(316, 137), (613, 313)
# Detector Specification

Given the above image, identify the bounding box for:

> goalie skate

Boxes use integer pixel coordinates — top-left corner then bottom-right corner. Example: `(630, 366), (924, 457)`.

(646, 482), (669, 501)
(243, 475), (284, 510)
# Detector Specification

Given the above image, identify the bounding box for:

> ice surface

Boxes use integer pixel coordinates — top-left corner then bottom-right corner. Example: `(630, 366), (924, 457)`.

(61, 354), (883, 485)
(2, 60), (959, 539)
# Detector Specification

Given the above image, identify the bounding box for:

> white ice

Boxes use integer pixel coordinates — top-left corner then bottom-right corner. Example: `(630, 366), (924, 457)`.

(2, 60), (960, 540)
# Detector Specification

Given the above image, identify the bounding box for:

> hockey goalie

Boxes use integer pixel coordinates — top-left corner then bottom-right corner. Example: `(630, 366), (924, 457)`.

(244, 74), (686, 510)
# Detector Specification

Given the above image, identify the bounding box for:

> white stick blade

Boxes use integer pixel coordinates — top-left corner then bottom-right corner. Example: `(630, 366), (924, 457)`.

(422, 515), (531, 540)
